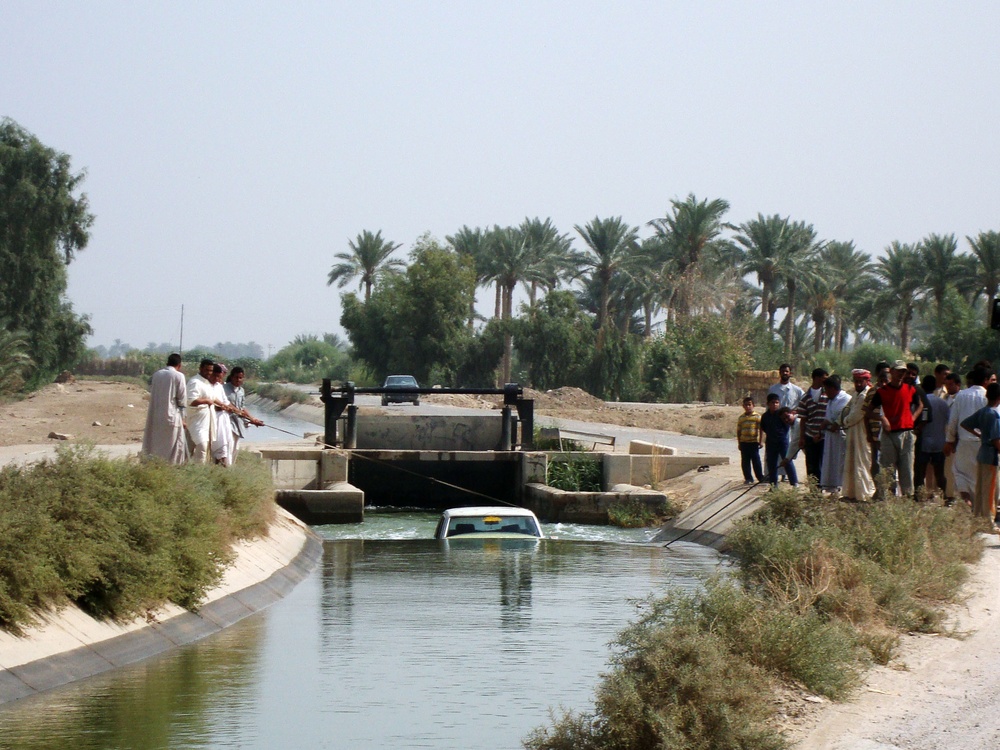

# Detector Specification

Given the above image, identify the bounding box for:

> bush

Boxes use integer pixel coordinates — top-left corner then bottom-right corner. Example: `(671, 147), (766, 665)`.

(546, 456), (602, 491)
(526, 476), (984, 749)
(0, 446), (274, 633)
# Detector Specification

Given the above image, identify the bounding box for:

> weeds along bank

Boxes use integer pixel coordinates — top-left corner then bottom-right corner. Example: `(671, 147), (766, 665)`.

(525, 485), (984, 750)
(0, 446), (275, 635)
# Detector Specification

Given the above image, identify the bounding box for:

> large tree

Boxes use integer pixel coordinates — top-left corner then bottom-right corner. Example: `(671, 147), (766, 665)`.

(327, 229), (404, 302)
(648, 194), (731, 316)
(0, 118), (94, 379)
(340, 239), (475, 383)
(573, 216), (640, 337)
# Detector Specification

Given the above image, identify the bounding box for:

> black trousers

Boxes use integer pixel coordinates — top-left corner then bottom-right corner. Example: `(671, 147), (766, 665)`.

(803, 435), (824, 480)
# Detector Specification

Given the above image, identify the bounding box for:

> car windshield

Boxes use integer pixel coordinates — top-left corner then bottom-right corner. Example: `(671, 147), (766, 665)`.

(385, 376), (417, 387)
(446, 514), (540, 537)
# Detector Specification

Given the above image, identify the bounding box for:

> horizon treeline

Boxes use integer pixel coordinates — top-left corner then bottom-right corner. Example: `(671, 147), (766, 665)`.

(329, 196), (1000, 402)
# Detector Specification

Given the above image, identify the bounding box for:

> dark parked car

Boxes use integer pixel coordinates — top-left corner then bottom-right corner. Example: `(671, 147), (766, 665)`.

(381, 375), (420, 406)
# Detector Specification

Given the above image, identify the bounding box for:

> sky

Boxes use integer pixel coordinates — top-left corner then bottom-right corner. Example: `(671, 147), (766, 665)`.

(3, 1), (999, 354)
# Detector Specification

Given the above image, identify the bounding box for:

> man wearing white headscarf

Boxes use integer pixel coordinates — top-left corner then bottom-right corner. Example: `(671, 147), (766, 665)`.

(840, 369), (874, 501)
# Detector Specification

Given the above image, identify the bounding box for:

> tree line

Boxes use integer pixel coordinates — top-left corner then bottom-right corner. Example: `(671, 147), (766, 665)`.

(332, 197), (1000, 401)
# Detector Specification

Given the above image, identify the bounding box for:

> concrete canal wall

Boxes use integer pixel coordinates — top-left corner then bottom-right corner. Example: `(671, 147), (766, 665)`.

(0, 508), (321, 705)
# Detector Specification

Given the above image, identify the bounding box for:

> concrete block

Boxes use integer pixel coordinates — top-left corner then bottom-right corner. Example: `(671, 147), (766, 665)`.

(319, 450), (349, 485)
(275, 485), (364, 525)
(519, 452), (548, 486)
(628, 440), (675, 456)
(602, 454), (633, 489)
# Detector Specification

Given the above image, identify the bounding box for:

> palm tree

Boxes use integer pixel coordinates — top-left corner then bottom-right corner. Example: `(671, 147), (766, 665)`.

(777, 221), (822, 357)
(488, 226), (550, 382)
(648, 194), (731, 316)
(874, 241), (924, 352)
(446, 225), (490, 328)
(824, 241), (876, 351)
(919, 233), (963, 319)
(518, 217), (574, 305)
(572, 217), (640, 339)
(327, 230), (404, 301)
(967, 230), (1000, 325)
(0, 323), (32, 394)
(735, 214), (796, 331)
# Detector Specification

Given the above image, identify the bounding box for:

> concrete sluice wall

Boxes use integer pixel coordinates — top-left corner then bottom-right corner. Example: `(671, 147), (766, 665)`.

(349, 451), (520, 508)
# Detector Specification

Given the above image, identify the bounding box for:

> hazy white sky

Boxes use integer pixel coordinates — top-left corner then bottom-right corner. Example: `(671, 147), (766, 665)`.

(3, 1), (998, 353)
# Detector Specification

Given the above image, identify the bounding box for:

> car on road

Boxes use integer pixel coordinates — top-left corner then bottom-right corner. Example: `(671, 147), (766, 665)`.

(381, 374), (420, 406)
(434, 506), (544, 539)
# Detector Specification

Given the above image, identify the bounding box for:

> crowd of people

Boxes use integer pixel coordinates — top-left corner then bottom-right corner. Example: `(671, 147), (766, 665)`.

(140, 353), (263, 467)
(737, 360), (1000, 531)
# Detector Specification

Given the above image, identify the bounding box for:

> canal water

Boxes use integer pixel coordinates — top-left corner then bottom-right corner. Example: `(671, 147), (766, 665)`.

(0, 407), (729, 750)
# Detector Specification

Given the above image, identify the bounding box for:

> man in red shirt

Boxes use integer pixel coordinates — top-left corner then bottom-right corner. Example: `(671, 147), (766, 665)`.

(865, 360), (923, 497)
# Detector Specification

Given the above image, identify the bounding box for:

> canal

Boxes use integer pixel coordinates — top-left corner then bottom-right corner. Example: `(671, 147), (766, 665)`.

(0, 408), (729, 749)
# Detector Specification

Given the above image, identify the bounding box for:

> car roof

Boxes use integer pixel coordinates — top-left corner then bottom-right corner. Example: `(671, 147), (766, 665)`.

(441, 506), (538, 519)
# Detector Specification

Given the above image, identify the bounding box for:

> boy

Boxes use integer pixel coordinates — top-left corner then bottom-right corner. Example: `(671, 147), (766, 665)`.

(761, 393), (797, 486)
(736, 396), (764, 484)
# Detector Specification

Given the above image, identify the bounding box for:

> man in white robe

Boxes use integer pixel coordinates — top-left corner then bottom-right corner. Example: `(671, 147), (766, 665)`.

(945, 367), (990, 504)
(820, 375), (851, 492)
(210, 364), (236, 466)
(187, 358), (219, 463)
(141, 353), (188, 464)
(839, 369), (874, 501)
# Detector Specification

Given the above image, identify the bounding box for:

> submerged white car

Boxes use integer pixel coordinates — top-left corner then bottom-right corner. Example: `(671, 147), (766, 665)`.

(435, 507), (544, 539)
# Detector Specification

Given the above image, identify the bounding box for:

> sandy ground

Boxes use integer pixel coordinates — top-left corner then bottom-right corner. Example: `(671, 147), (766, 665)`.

(3, 381), (999, 748)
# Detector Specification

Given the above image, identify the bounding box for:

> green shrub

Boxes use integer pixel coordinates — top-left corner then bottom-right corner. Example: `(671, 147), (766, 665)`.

(546, 456), (602, 491)
(0, 446), (275, 633)
(526, 473), (984, 749)
(607, 497), (675, 528)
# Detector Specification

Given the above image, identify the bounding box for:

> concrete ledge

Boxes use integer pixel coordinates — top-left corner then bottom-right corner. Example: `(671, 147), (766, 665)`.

(0, 508), (322, 705)
(275, 485), (364, 524)
(524, 482), (669, 525)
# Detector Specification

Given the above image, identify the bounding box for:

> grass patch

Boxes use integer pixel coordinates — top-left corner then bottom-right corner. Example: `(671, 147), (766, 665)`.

(546, 456), (602, 492)
(0, 445), (275, 634)
(525, 483), (984, 750)
(607, 496), (676, 528)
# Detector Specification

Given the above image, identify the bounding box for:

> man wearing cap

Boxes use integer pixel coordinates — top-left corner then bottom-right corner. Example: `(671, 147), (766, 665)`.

(865, 360), (923, 497)
(840, 369), (874, 501)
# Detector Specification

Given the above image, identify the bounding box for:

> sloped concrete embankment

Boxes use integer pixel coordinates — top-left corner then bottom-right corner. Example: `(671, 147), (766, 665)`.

(0, 508), (321, 704)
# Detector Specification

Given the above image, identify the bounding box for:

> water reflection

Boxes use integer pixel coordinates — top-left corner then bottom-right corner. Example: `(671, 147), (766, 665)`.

(0, 616), (265, 750)
(0, 538), (724, 750)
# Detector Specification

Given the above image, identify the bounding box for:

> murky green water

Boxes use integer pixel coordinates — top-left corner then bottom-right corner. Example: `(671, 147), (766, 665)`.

(0, 514), (725, 750)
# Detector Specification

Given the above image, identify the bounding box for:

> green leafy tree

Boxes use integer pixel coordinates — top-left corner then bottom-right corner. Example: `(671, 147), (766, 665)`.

(327, 229), (404, 301)
(511, 291), (595, 390)
(341, 241), (475, 383)
(0, 118), (94, 380)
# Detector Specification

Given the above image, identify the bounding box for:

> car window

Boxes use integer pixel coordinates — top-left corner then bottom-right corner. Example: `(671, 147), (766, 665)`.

(446, 515), (538, 536)
(385, 376), (418, 386)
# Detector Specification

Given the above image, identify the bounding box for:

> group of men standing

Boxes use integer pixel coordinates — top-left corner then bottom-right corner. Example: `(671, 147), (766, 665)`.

(745, 360), (1000, 530)
(140, 353), (263, 466)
